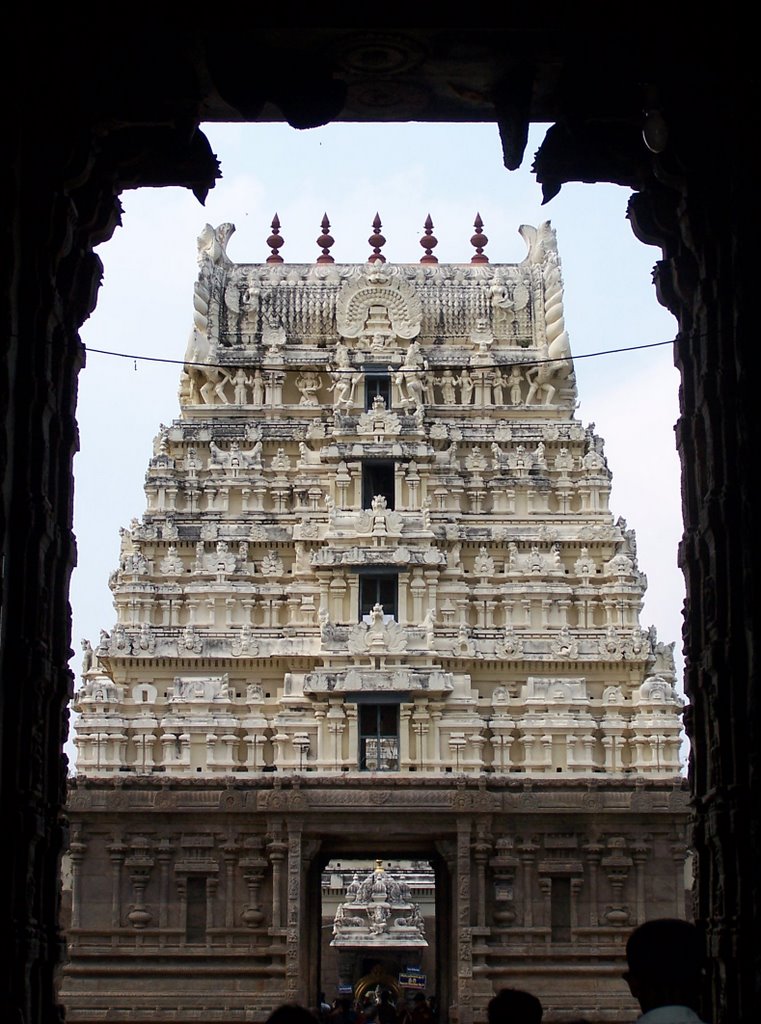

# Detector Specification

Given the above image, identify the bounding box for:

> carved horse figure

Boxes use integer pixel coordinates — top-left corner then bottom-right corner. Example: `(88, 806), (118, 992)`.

(183, 223), (236, 405)
(521, 223), (573, 406)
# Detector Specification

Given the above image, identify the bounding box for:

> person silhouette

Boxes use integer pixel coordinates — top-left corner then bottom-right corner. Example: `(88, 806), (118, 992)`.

(623, 919), (708, 1023)
(487, 988), (542, 1024)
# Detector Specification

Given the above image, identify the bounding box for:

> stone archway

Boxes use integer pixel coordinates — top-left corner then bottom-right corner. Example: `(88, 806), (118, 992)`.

(3, 20), (759, 1024)
(310, 844), (454, 1017)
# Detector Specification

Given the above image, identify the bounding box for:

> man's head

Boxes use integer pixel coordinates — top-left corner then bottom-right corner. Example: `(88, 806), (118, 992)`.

(487, 988), (542, 1024)
(624, 918), (704, 1013)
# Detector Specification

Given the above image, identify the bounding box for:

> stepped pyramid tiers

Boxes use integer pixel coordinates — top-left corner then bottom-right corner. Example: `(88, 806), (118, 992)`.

(75, 217), (683, 777)
(65, 217), (688, 1024)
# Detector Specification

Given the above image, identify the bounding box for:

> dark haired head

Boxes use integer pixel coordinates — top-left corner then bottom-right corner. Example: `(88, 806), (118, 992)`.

(487, 988), (543, 1024)
(265, 1005), (320, 1024)
(624, 919), (704, 1013)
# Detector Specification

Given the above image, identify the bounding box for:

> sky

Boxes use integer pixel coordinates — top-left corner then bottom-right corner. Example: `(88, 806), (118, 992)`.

(70, 121), (684, 759)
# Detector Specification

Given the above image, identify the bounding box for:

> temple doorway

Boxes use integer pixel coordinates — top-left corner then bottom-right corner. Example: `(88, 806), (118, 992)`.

(317, 856), (446, 1015)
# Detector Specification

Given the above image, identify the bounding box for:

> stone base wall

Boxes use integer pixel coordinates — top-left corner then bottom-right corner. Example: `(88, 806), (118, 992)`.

(62, 774), (689, 1024)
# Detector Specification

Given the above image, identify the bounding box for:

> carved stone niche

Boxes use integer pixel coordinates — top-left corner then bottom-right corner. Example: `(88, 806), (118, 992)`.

(304, 667), (453, 694)
(124, 836), (155, 930)
(601, 836), (633, 927)
(239, 838), (268, 928)
(490, 836), (519, 926)
(169, 674), (232, 702)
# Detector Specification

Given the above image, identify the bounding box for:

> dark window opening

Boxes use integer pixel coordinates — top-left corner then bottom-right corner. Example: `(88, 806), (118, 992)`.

(362, 461), (395, 509)
(359, 704), (399, 771)
(359, 574), (398, 621)
(185, 876), (207, 942)
(550, 876), (571, 942)
(365, 373), (392, 411)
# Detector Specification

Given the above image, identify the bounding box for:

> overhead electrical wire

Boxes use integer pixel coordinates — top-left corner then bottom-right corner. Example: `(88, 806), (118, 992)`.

(83, 337), (674, 373)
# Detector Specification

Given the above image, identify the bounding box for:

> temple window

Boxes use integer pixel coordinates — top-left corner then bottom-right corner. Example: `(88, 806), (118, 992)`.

(358, 703), (399, 771)
(364, 372), (392, 410)
(185, 876), (208, 942)
(358, 572), (398, 622)
(361, 460), (395, 509)
(550, 876), (571, 942)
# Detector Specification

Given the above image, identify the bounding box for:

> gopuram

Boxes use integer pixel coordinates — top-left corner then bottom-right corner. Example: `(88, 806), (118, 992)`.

(63, 217), (689, 1024)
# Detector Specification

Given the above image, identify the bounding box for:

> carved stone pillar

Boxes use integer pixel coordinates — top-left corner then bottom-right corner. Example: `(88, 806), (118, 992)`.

(583, 838), (603, 927)
(570, 877), (583, 931)
(220, 838), (238, 930)
(518, 838), (538, 928)
(456, 822), (474, 1024)
(631, 837), (651, 925)
(671, 839), (689, 920)
(538, 876), (552, 930)
(428, 704), (443, 771)
(156, 838), (173, 929)
(601, 837), (632, 927)
(107, 836), (127, 929)
(241, 838), (267, 929)
(411, 700), (428, 769)
(206, 875), (217, 930)
(326, 699), (346, 769)
(125, 837), (154, 930)
(399, 705), (412, 769)
(345, 703), (358, 765)
(490, 837), (518, 927)
(68, 827), (87, 930)
(267, 829), (287, 931)
(285, 825), (305, 1004)
(472, 823), (491, 929)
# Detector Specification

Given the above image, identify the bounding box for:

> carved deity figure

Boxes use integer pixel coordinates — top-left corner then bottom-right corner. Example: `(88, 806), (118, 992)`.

(251, 369), (265, 406)
(474, 546), (495, 577)
(232, 368), (249, 405)
(328, 372), (358, 412)
(508, 366), (524, 405)
(403, 371), (425, 414)
(295, 371), (323, 406)
(371, 495), (389, 536)
(421, 608), (436, 646)
(555, 447), (574, 473)
(470, 317), (494, 354)
(403, 340), (426, 369)
(491, 442), (507, 472)
(334, 340), (351, 368)
(457, 369), (474, 405)
(490, 369), (505, 406)
(262, 317), (286, 353)
(369, 904), (389, 934)
(436, 370), (457, 405)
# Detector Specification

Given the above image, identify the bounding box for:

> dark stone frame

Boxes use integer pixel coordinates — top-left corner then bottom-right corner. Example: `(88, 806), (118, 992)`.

(2, 20), (758, 1024)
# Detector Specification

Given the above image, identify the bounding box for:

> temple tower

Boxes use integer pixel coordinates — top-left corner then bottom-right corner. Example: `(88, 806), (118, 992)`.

(64, 218), (688, 1024)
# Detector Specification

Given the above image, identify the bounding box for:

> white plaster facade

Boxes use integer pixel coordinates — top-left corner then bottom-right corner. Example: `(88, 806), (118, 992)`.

(74, 220), (684, 780)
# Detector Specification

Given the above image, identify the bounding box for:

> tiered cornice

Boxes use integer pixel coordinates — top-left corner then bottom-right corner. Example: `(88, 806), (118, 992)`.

(74, 220), (683, 778)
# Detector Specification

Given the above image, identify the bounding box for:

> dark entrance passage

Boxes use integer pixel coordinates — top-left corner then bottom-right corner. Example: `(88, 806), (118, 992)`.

(311, 853), (450, 1019)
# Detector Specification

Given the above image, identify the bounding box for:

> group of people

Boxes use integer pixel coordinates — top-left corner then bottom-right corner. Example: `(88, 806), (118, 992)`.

(267, 992), (436, 1024)
(264, 919), (708, 1024)
(316, 990), (437, 1024)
